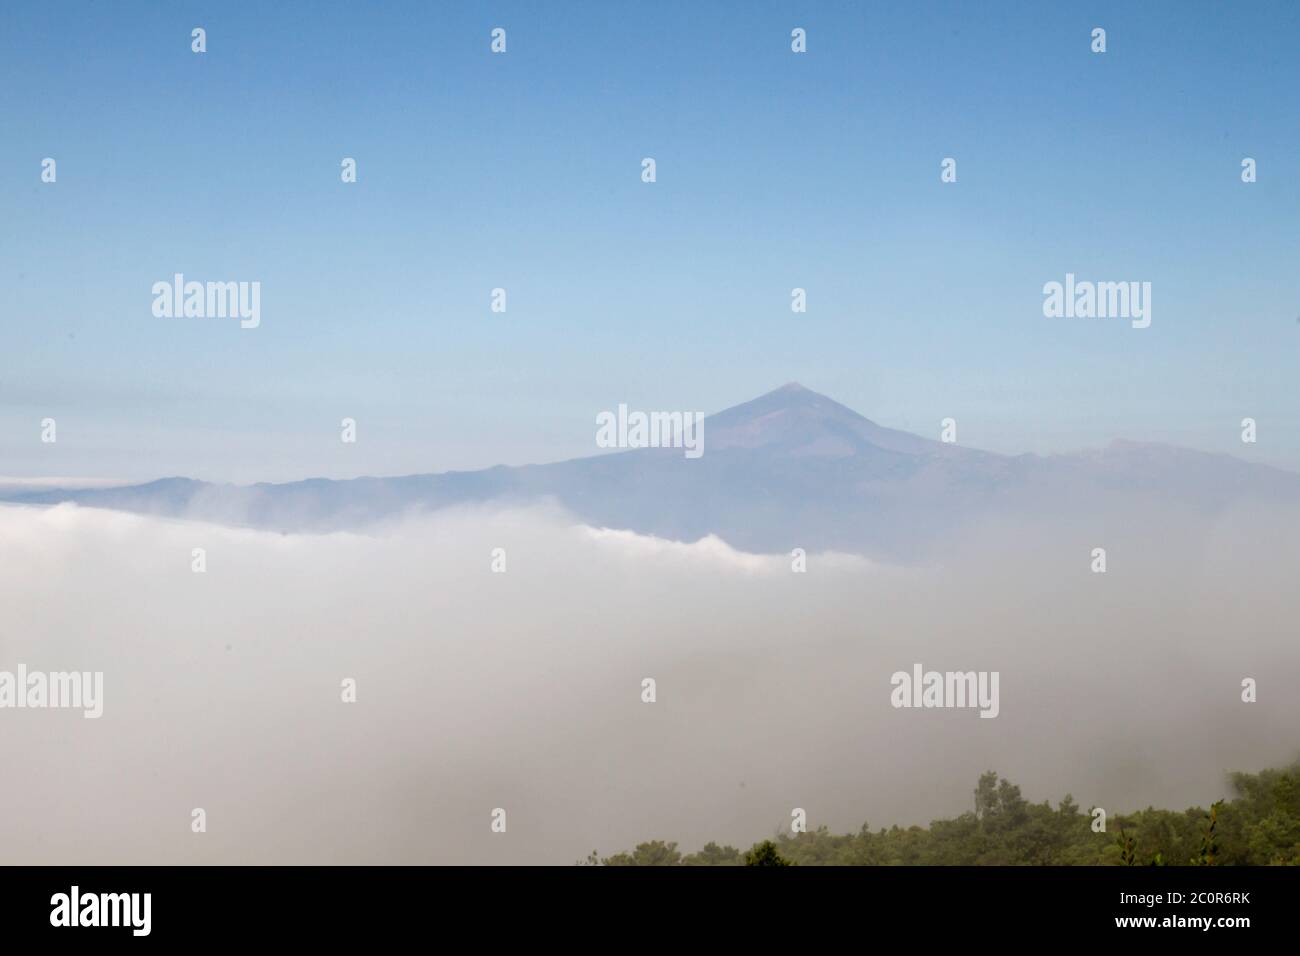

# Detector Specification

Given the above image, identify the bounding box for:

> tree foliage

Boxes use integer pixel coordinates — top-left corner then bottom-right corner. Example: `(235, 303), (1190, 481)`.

(743, 840), (792, 866)
(587, 762), (1300, 865)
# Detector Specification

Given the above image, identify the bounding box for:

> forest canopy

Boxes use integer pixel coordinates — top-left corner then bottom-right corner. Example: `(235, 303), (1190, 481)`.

(587, 762), (1300, 866)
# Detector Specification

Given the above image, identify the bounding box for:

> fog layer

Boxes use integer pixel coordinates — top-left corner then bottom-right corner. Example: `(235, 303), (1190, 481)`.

(0, 500), (1296, 863)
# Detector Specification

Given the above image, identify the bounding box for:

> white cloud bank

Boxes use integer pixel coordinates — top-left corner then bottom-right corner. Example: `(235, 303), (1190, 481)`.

(0, 500), (1297, 863)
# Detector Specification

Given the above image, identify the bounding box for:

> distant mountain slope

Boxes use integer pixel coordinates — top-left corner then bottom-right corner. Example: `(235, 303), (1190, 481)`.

(7, 384), (1300, 559)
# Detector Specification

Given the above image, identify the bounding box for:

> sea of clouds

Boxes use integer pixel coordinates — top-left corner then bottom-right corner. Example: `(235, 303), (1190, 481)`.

(1, 499), (1297, 863)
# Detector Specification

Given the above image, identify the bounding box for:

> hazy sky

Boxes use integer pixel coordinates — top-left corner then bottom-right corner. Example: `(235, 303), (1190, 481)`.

(2, 1), (1298, 482)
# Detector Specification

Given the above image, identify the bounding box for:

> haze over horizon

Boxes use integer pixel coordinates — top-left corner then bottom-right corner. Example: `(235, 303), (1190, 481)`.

(8, 381), (1300, 490)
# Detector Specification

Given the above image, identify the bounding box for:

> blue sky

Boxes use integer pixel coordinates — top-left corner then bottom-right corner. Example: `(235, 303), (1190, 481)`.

(2, 1), (1298, 481)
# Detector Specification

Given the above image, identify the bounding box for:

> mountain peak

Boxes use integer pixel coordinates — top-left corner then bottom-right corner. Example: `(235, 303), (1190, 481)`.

(706, 383), (948, 458)
(757, 381), (827, 402)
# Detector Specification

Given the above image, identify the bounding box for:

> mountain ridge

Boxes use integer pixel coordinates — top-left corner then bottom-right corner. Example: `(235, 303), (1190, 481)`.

(6, 383), (1298, 559)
